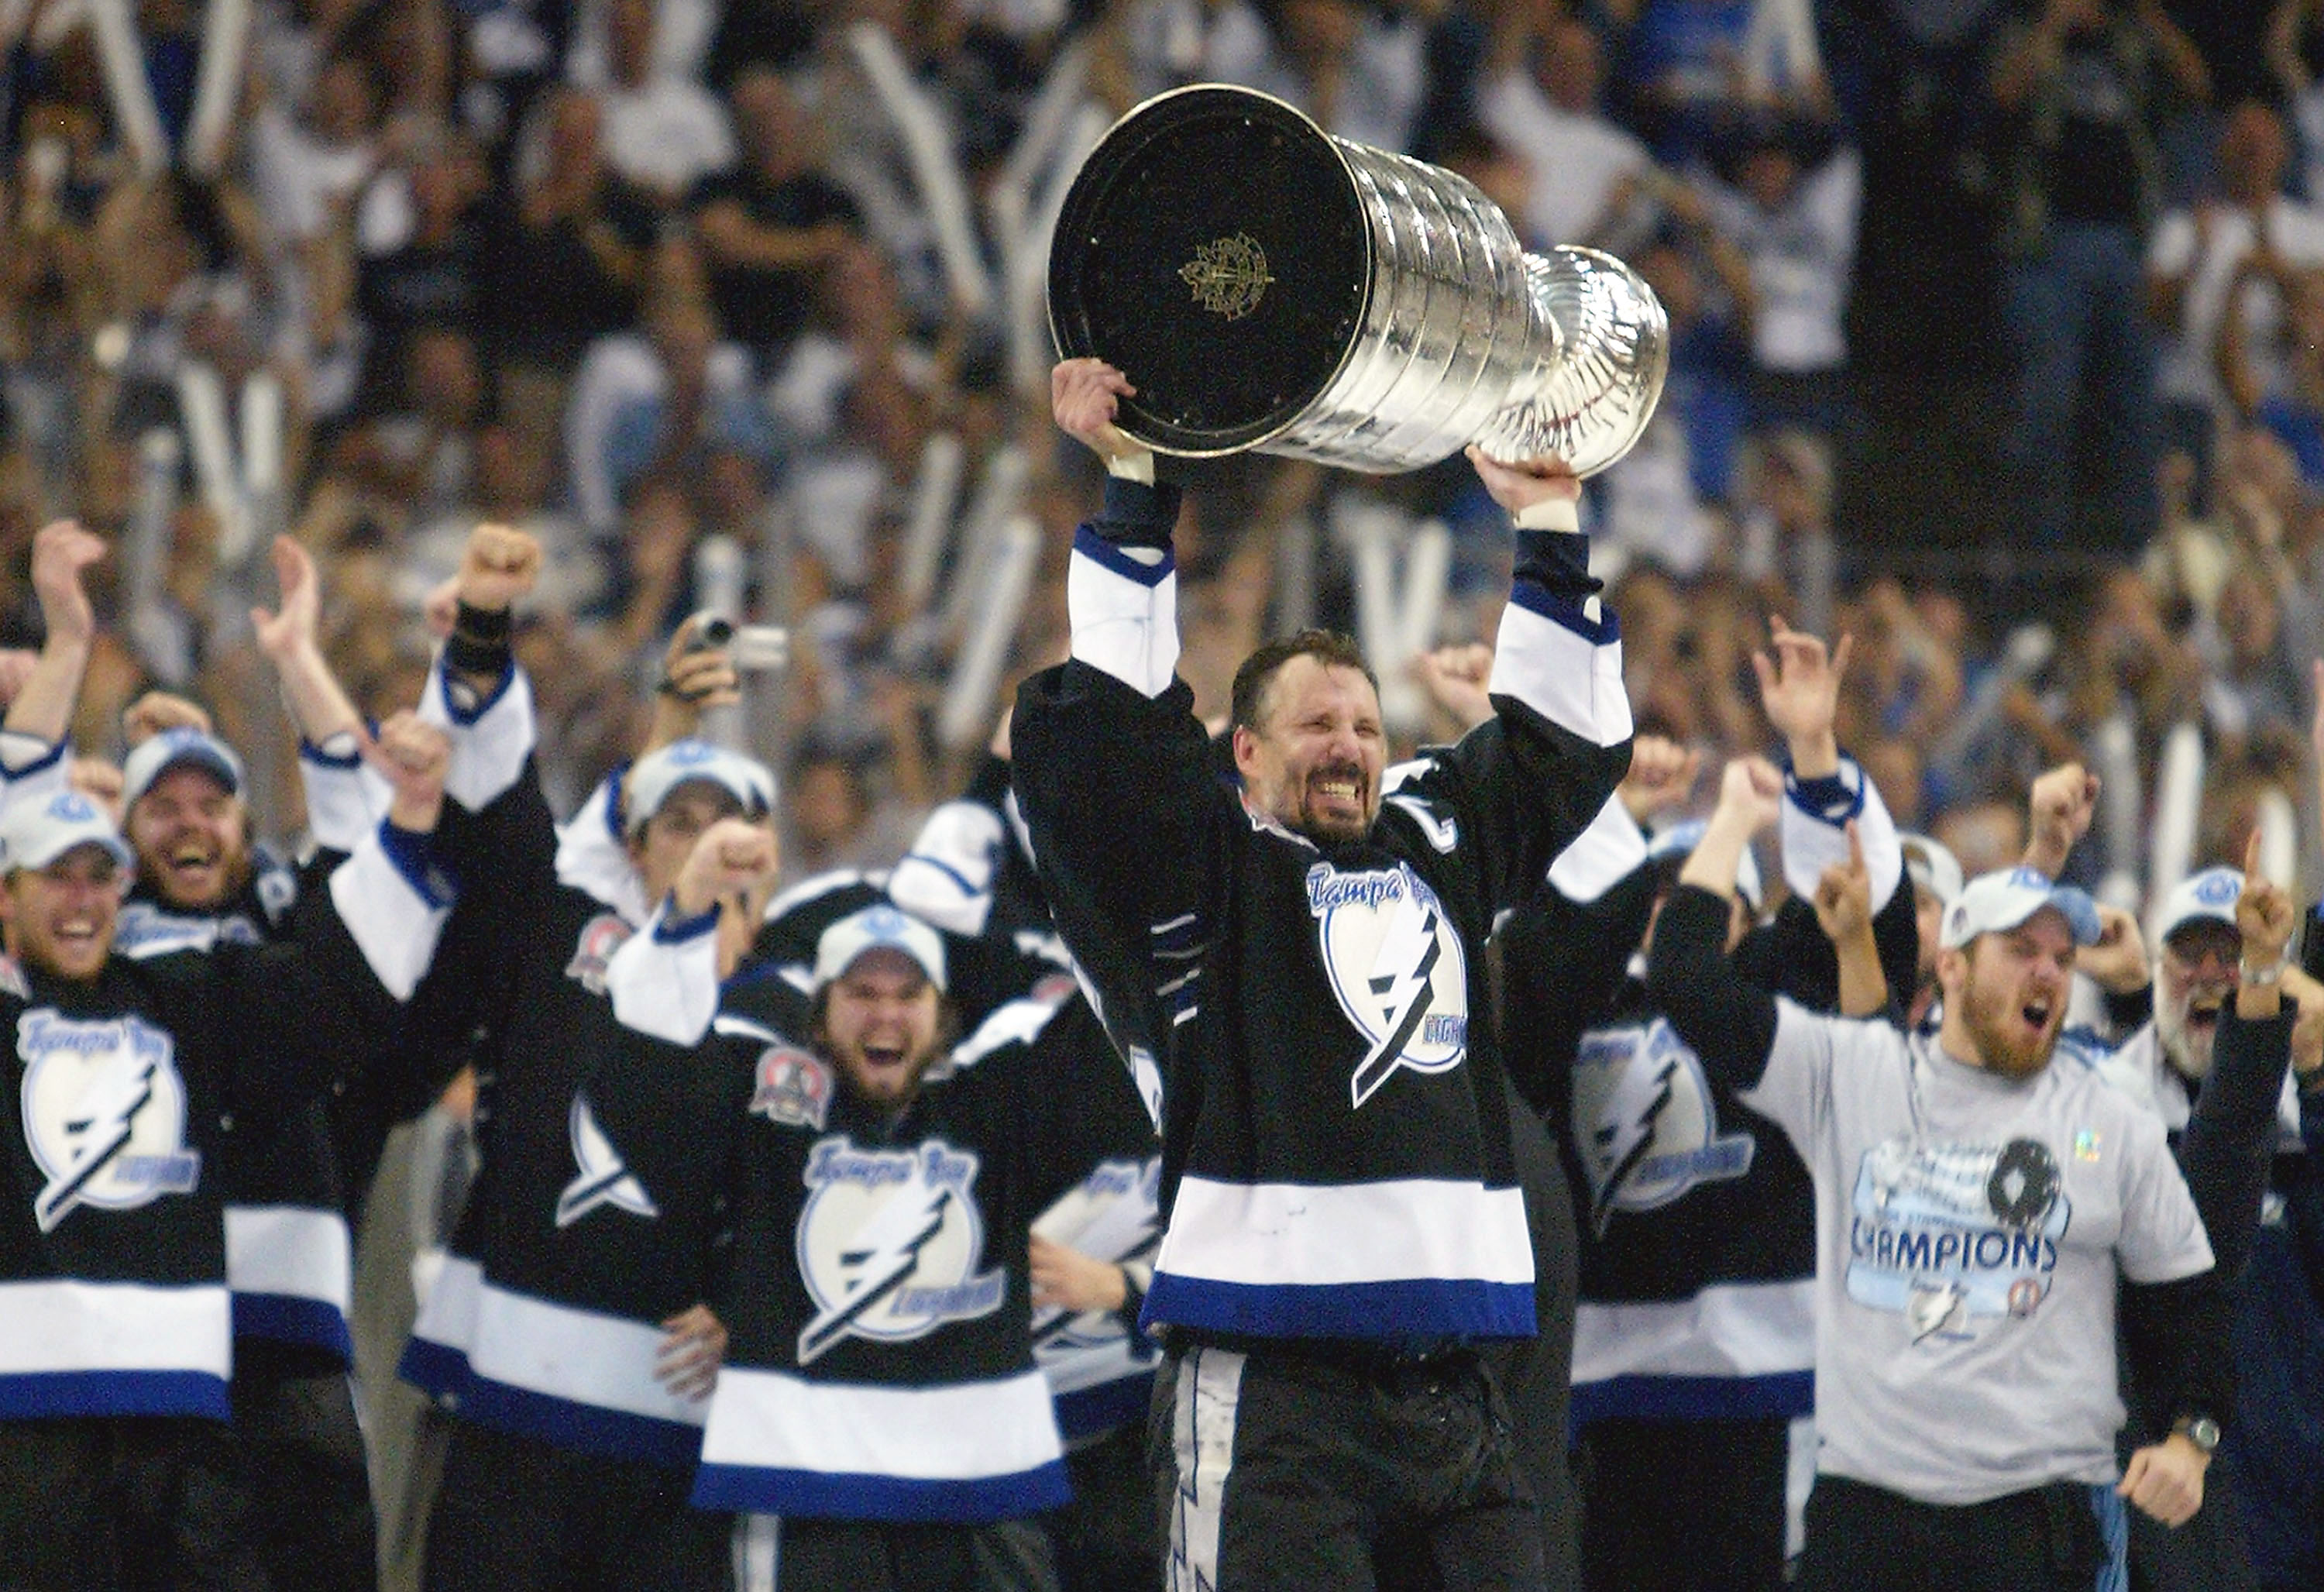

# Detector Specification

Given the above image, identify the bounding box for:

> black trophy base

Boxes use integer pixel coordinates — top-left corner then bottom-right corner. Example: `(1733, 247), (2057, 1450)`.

(1047, 85), (1371, 456)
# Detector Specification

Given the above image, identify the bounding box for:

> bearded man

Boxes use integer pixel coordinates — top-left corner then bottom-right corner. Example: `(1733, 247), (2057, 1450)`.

(1646, 757), (2248, 1592)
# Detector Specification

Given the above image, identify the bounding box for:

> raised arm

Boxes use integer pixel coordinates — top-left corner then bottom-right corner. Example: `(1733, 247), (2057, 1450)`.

(1810, 822), (1890, 1019)
(420, 522), (543, 816)
(249, 534), (383, 854)
(1380, 443), (1632, 913)
(2174, 830), (2299, 1282)
(1650, 757), (1787, 1092)
(2, 521), (106, 798)
(2020, 762), (2097, 882)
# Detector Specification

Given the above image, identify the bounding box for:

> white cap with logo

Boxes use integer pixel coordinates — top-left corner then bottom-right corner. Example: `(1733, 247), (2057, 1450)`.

(1940, 867), (2102, 951)
(122, 728), (246, 811)
(2154, 866), (2243, 945)
(623, 738), (776, 835)
(812, 904), (947, 994)
(0, 789), (136, 874)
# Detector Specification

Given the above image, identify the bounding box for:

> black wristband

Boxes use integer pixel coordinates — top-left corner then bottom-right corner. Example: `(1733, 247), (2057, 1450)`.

(444, 629), (510, 676)
(452, 601), (512, 643)
(445, 601), (514, 676)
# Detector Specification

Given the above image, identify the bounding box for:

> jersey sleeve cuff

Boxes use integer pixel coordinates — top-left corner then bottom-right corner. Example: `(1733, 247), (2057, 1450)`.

(330, 820), (455, 1000)
(605, 899), (721, 1047)
(0, 731), (68, 806)
(1780, 755), (1903, 912)
(1068, 526), (1181, 700)
(299, 734), (387, 854)
(1487, 583), (1629, 748)
(419, 654), (538, 812)
(1545, 793), (1650, 903)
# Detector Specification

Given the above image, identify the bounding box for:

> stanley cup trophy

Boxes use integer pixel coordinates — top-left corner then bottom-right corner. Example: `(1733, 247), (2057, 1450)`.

(1048, 84), (1670, 477)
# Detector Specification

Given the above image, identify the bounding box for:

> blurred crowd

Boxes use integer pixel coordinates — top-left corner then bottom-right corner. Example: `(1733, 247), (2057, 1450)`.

(0, 0), (2320, 916)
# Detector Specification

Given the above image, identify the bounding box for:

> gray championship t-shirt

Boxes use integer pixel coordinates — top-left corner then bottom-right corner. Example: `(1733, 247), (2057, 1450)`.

(1746, 1001), (2214, 1505)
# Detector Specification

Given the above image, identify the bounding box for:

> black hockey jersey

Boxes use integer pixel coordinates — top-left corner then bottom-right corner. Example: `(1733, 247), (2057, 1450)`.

(112, 747), (381, 1367)
(394, 659), (748, 1470)
(1504, 762), (1917, 1422)
(691, 990), (1123, 1521)
(0, 818), (428, 1422)
(1013, 480), (1631, 1343)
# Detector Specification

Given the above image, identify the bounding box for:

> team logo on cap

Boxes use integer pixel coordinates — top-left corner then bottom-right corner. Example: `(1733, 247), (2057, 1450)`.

(49, 792), (100, 824)
(749, 1046), (834, 1130)
(19, 1009), (200, 1231)
(1306, 861), (1470, 1109)
(565, 913), (633, 995)
(794, 1135), (1004, 1364)
(2188, 870), (2240, 908)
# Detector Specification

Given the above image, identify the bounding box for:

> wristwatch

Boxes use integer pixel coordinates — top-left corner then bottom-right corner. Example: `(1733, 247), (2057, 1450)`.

(2173, 1415), (2222, 1455)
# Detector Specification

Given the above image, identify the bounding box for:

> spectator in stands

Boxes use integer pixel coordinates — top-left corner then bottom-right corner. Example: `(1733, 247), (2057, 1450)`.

(1594, 228), (1754, 581)
(568, 291), (769, 538)
(353, 135), (487, 417)
(588, 0), (734, 208)
(1989, 0), (2211, 568)
(485, 88), (656, 417)
(1480, 7), (1658, 249)
(687, 67), (863, 370)
(2150, 101), (2324, 484)
(1699, 114), (1860, 440)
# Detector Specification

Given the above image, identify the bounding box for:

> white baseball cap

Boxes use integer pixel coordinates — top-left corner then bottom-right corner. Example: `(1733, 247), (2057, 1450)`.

(811, 904), (947, 994)
(1941, 867), (2102, 951)
(2155, 866), (2242, 944)
(0, 789), (136, 874)
(1647, 817), (1763, 912)
(122, 728), (245, 811)
(623, 739), (775, 835)
(1899, 831), (1965, 909)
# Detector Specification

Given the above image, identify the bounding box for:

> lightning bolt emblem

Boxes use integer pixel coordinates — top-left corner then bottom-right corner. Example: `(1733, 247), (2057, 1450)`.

(1348, 889), (1444, 1109)
(1590, 1054), (1676, 1236)
(797, 1185), (953, 1363)
(36, 1057), (158, 1233)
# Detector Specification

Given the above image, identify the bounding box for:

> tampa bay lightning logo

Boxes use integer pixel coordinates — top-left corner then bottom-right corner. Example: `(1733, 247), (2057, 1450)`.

(1571, 1017), (1755, 1236)
(554, 1093), (659, 1227)
(794, 1136), (1005, 1364)
(1305, 862), (1470, 1109)
(1031, 1158), (1161, 1361)
(19, 1009), (200, 1232)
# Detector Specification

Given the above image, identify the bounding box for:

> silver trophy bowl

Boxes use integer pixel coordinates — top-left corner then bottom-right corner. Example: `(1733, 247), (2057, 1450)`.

(1047, 84), (1669, 477)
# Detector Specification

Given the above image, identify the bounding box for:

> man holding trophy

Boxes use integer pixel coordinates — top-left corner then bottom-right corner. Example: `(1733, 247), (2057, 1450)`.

(1016, 82), (1669, 1591)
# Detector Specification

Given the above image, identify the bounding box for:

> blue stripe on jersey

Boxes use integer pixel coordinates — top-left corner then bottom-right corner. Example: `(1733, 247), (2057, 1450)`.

(692, 1457), (1071, 1522)
(397, 1334), (472, 1401)
(1569, 1369), (1814, 1427)
(233, 1292), (355, 1362)
(448, 1373), (706, 1470)
(0, 1369), (231, 1422)
(1142, 1274), (1535, 1340)
(1055, 1372), (1155, 1442)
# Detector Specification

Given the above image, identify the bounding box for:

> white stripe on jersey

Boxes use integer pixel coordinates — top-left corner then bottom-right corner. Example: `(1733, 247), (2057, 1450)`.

(465, 1280), (710, 1428)
(225, 1203), (353, 1312)
(1155, 1176), (1533, 1291)
(408, 1253), (483, 1360)
(1571, 1277), (1817, 1386)
(1068, 537), (1180, 699)
(1167, 1344), (1246, 1592)
(0, 1277), (231, 1381)
(1489, 593), (1630, 748)
(698, 1363), (1063, 1484)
